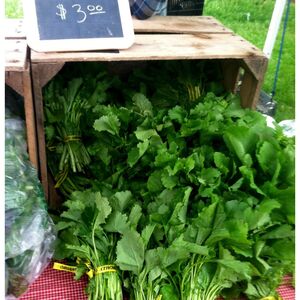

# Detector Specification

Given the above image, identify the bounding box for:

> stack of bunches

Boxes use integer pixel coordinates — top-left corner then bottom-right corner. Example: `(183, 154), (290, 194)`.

(43, 61), (295, 300)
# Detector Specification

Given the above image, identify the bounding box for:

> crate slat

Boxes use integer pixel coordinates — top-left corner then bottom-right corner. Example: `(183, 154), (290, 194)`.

(31, 33), (264, 63)
(5, 39), (27, 72)
(133, 16), (232, 34)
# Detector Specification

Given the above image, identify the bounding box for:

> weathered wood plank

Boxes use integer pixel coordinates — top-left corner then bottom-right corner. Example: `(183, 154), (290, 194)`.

(32, 63), (49, 200)
(240, 57), (268, 108)
(38, 63), (65, 88)
(5, 39), (27, 72)
(133, 16), (233, 34)
(5, 72), (24, 96)
(242, 57), (269, 81)
(31, 33), (265, 62)
(221, 59), (241, 94)
(23, 64), (39, 170)
(4, 16), (231, 39)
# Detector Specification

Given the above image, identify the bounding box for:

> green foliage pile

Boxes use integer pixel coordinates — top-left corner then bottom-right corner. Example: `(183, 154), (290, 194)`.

(44, 62), (295, 300)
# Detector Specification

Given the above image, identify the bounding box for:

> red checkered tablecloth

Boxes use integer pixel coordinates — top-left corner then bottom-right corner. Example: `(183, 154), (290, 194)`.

(19, 262), (88, 300)
(18, 262), (295, 300)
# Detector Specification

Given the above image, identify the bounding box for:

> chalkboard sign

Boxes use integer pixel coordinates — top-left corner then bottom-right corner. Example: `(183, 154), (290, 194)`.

(23, 0), (134, 52)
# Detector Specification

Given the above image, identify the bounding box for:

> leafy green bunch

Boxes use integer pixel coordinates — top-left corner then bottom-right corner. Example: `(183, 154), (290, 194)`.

(55, 189), (140, 300)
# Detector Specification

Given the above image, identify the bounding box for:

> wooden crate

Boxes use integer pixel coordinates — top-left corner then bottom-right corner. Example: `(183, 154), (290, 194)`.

(29, 16), (268, 202)
(5, 19), (39, 170)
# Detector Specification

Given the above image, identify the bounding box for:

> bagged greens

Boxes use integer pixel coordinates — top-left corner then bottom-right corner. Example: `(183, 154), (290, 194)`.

(5, 109), (56, 299)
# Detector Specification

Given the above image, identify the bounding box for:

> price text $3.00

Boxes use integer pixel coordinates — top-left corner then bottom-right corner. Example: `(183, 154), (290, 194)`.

(56, 3), (106, 23)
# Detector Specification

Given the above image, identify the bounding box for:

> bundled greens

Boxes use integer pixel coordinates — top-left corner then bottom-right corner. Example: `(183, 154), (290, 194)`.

(55, 190), (126, 300)
(46, 61), (294, 300)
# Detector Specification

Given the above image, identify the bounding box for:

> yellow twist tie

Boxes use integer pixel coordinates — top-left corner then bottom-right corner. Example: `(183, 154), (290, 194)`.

(260, 297), (281, 300)
(47, 145), (57, 151)
(156, 295), (162, 300)
(76, 257), (93, 278)
(53, 262), (76, 273)
(86, 269), (94, 279)
(64, 135), (81, 142)
(76, 257), (81, 264)
(53, 261), (117, 279)
(54, 167), (69, 188)
(95, 265), (116, 275)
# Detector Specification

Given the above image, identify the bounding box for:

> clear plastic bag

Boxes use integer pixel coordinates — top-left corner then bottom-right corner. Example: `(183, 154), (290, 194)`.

(263, 114), (295, 138)
(278, 119), (295, 137)
(5, 110), (56, 299)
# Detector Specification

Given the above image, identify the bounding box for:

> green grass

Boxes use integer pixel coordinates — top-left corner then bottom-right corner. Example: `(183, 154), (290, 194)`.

(5, 0), (295, 121)
(5, 0), (23, 18)
(203, 0), (295, 121)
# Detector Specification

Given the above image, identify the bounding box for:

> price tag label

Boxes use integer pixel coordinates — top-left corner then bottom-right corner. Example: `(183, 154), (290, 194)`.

(23, 0), (134, 52)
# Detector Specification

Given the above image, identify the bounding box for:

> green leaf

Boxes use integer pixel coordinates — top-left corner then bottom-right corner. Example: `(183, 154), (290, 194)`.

(56, 221), (75, 231)
(168, 105), (187, 124)
(129, 204), (142, 229)
(127, 140), (149, 167)
(154, 149), (177, 168)
(214, 152), (230, 176)
(217, 247), (253, 282)
(147, 170), (163, 192)
(64, 197), (86, 211)
(257, 141), (280, 175)
(141, 224), (156, 248)
(261, 183), (295, 224)
(127, 147), (140, 167)
(61, 210), (82, 222)
(146, 247), (188, 270)
(253, 241), (271, 273)
(199, 167), (221, 186)
(148, 265), (163, 282)
(94, 192), (112, 226)
(134, 129), (158, 141)
(265, 239), (295, 262)
(160, 284), (180, 300)
(223, 125), (258, 164)
(93, 114), (120, 136)
(189, 202), (219, 245)
(205, 228), (230, 245)
(244, 198), (281, 230)
(138, 140), (150, 157)
(224, 219), (252, 257)
(261, 224), (294, 239)
(217, 258), (252, 281)
(74, 265), (87, 280)
(132, 93), (153, 117)
(104, 211), (129, 234)
(111, 190), (133, 212)
(279, 144), (295, 186)
(239, 166), (265, 196)
(116, 229), (144, 275)
(229, 178), (243, 191)
(54, 230), (80, 260)
(66, 78), (83, 103)
(161, 170), (178, 189)
(168, 187), (192, 226)
(172, 156), (195, 175)
(96, 146), (111, 166)
(171, 234), (209, 256)
(66, 244), (92, 260)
